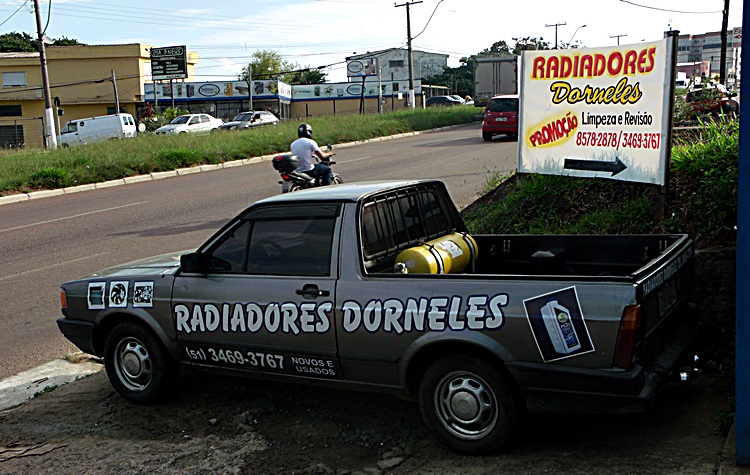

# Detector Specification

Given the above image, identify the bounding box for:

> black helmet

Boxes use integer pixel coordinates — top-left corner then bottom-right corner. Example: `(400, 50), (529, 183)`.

(297, 123), (312, 138)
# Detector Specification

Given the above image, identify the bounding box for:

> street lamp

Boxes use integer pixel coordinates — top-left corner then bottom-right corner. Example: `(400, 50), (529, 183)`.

(567, 24), (586, 47)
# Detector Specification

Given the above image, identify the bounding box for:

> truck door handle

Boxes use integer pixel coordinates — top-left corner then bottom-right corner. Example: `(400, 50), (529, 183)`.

(296, 284), (329, 299)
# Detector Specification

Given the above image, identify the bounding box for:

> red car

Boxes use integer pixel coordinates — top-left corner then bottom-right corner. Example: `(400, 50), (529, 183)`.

(482, 94), (519, 141)
(685, 85), (739, 117)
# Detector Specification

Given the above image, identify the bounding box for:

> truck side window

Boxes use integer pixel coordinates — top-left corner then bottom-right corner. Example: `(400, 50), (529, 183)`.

(207, 221), (251, 272)
(246, 217), (336, 276)
(61, 122), (77, 134)
(360, 184), (456, 272)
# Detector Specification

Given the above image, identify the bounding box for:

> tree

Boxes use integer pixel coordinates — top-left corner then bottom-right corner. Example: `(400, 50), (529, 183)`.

(52, 36), (83, 47)
(240, 50), (292, 81)
(510, 36), (551, 53)
(480, 40), (512, 56)
(239, 49), (327, 84)
(422, 37), (551, 98)
(286, 67), (327, 85)
(0, 32), (36, 52)
(0, 32), (83, 52)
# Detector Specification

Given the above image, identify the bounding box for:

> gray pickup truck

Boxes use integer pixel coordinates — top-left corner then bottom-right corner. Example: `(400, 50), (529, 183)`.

(58, 180), (697, 453)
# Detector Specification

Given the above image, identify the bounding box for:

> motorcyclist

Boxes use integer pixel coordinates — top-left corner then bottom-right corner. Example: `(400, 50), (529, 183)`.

(290, 123), (333, 185)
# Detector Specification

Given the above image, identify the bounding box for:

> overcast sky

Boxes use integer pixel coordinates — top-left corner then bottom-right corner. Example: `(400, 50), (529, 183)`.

(0, 0), (744, 82)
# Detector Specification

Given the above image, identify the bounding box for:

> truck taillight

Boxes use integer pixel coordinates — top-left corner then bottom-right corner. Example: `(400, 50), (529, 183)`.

(613, 305), (641, 369)
(60, 289), (67, 309)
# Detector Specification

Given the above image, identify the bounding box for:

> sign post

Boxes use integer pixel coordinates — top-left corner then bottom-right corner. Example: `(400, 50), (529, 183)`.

(150, 46), (188, 81)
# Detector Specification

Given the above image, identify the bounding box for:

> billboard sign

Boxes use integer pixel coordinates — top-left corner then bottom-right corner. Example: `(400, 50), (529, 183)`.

(291, 80), (420, 100)
(518, 39), (673, 185)
(346, 58), (377, 77)
(144, 80), (292, 101)
(150, 45), (188, 80)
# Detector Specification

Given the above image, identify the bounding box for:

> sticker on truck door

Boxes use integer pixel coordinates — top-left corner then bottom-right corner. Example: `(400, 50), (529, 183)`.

(523, 287), (594, 362)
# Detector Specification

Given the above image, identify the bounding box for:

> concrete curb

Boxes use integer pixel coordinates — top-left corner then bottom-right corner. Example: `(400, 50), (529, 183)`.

(0, 123), (477, 208)
(0, 355), (103, 412)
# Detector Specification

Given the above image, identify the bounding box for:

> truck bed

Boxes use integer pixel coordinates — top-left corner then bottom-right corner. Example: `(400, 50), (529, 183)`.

(472, 234), (686, 278)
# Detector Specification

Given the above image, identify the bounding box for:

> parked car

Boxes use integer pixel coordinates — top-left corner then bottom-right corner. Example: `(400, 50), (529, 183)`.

(155, 114), (223, 135)
(219, 111), (279, 131)
(57, 179), (697, 454)
(449, 95), (466, 105)
(425, 95), (462, 107)
(685, 84), (739, 117)
(482, 94), (519, 141)
(58, 113), (137, 147)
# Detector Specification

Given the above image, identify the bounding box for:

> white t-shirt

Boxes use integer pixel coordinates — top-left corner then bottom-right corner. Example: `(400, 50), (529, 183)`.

(290, 137), (320, 172)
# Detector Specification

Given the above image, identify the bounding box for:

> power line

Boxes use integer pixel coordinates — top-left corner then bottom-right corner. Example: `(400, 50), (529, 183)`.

(0, 0), (30, 29)
(619, 0), (721, 14)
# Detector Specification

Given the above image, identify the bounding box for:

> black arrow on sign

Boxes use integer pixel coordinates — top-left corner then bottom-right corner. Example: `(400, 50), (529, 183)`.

(564, 157), (627, 176)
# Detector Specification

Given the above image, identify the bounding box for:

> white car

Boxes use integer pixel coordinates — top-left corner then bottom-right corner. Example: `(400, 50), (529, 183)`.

(219, 111), (279, 131)
(155, 114), (223, 135)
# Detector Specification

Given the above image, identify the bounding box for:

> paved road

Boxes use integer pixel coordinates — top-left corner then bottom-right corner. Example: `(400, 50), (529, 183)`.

(0, 123), (518, 379)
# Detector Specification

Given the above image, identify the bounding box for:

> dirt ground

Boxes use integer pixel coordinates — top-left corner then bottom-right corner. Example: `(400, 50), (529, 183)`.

(0, 362), (735, 475)
(0, 252), (739, 475)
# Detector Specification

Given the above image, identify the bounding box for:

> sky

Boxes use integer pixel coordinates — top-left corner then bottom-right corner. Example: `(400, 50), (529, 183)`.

(0, 0), (744, 83)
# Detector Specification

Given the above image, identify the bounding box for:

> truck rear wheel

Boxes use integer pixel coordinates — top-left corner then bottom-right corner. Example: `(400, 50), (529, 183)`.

(104, 322), (177, 404)
(419, 354), (516, 453)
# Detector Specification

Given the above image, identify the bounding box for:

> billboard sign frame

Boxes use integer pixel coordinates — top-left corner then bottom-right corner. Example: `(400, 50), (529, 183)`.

(517, 38), (676, 186)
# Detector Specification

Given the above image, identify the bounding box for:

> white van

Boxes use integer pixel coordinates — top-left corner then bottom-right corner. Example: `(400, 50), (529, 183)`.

(58, 113), (137, 147)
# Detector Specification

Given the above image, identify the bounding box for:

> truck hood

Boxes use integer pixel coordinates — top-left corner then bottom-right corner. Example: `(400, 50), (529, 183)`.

(82, 250), (189, 280)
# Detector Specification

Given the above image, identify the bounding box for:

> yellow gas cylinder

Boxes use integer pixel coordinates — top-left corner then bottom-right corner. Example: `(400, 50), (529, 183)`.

(395, 232), (478, 274)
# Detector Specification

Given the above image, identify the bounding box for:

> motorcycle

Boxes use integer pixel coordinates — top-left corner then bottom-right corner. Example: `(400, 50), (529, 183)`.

(272, 145), (343, 193)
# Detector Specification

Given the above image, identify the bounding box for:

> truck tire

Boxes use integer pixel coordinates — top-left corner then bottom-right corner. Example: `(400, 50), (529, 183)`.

(482, 132), (493, 142)
(104, 322), (177, 404)
(419, 354), (516, 453)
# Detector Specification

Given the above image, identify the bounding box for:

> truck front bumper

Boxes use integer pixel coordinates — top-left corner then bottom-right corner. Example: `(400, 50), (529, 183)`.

(509, 320), (702, 414)
(57, 317), (97, 356)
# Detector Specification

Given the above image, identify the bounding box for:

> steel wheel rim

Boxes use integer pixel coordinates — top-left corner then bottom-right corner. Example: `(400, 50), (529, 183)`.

(114, 336), (153, 392)
(433, 370), (499, 441)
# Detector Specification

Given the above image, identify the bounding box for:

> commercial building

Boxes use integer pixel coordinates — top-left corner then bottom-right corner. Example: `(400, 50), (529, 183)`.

(0, 43), (197, 149)
(1, 44), (440, 149)
(675, 28), (741, 87)
(346, 48), (448, 83)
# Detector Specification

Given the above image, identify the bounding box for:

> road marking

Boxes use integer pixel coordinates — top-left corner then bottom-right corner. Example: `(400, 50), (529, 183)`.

(337, 156), (371, 164)
(0, 252), (109, 282)
(0, 201), (148, 234)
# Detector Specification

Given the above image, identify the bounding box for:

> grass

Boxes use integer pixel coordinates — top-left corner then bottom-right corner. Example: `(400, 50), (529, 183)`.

(463, 117), (739, 250)
(0, 106), (479, 196)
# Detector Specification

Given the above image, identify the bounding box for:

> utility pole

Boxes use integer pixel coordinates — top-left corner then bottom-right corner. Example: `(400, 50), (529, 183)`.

(546, 22), (566, 49)
(111, 70), (120, 114)
(395, 1), (422, 109)
(249, 66), (253, 111)
(33, 0), (57, 150)
(720, 0), (729, 85)
(610, 33), (628, 45)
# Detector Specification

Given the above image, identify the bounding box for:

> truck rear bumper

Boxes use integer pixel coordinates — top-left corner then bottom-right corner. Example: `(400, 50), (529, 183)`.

(509, 319), (701, 414)
(57, 317), (96, 355)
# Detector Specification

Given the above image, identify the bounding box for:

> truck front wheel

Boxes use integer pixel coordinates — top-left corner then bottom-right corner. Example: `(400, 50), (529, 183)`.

(419, 355), (516, 453)
(104, 322), (177, 404)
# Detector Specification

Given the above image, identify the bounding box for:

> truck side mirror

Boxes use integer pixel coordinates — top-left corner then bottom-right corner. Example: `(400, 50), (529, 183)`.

(180, 252), (210, 274)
